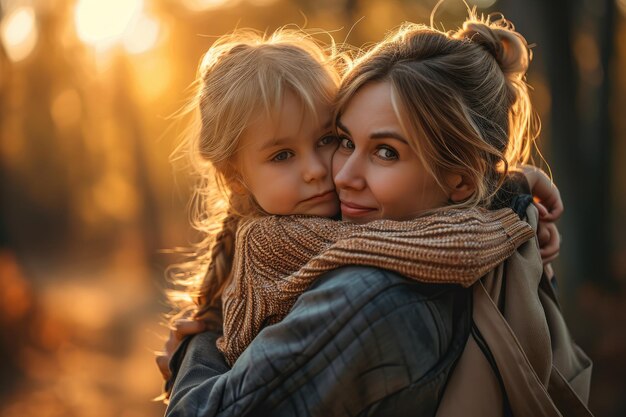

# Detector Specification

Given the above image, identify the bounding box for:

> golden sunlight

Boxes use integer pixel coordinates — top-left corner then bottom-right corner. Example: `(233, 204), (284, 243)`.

(130, 54), (172, 101)
(181, 0), (239, 12)
(74, 0), (143, 49)
(0, 6), (38, 62)
(51, 88), (82, 130)
(122, 13), (161, 55)
(247, 0), (280, 6)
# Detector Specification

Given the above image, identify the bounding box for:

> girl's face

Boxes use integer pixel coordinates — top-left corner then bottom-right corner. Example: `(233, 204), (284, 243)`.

(237, 90), (339, 216)
(333, 81), (448, 223)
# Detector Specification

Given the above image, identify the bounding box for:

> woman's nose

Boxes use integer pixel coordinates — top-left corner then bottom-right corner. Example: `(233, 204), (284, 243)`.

(333, 153), (365, 190)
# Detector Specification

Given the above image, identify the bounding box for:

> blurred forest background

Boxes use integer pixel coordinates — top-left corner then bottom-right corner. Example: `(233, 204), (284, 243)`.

(0, 0), (624, 416)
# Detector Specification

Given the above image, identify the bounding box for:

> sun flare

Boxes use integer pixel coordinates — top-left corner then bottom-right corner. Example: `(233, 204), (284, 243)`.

(0, 6), (38, 62)
(74, 0), (143, 49)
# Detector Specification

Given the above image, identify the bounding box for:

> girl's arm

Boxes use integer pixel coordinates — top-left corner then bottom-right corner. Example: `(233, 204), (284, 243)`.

(156, 319), (207, 383)
(216, 208), (533, 365)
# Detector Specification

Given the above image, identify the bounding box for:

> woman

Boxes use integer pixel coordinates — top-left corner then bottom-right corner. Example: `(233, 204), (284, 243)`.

(163, 14), (589, 417)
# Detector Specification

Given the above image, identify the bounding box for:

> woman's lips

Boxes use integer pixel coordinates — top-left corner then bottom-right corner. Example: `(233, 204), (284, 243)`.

(340, 200), (376, 217)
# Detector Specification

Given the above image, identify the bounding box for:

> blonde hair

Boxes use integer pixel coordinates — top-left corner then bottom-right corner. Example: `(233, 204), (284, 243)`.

(335, 12), (540, 208)
(167, 28), (341, 326)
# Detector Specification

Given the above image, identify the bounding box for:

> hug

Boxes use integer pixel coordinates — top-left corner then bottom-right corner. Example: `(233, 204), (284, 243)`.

(158, 11), (592, 417)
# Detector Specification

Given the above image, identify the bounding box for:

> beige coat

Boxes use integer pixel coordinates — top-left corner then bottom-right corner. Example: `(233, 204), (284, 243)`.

(436, 206), (593, 417)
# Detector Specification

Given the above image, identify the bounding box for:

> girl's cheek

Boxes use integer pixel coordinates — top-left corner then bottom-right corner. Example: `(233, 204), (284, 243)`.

(319, 147), (334, 169)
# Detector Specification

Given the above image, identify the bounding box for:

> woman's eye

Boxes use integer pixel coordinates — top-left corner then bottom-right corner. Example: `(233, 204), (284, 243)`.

(271, 150), (294, 162)
(375, 146), (398, 160)
(339, 137), (354, 150)
(317, 135), (337, 147)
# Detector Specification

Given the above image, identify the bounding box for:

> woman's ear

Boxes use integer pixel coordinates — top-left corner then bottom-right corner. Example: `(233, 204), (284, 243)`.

(445, 173), (476, 203)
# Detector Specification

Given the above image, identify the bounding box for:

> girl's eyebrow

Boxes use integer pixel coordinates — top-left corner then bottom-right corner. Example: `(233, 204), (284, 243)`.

(259, 137), (293, 151)
(259, 119), (333, 151)
(336, 119), (408, 144)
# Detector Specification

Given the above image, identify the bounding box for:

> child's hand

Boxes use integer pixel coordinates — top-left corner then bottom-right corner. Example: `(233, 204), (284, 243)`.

(519, 165), (563, 267)
(537, 220), (560, 265)
(520, 165), (564, 222)
(156, 318), (207, 381)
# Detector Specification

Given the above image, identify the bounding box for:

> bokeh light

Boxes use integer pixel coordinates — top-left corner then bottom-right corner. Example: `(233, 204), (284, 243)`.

(0, 6), (39, 62)
(74, 0), (143, 49)
(468, 0), (498, 8)
(574, 31), (603, 87)
(122, 13), (161, 55)
(181, 0), (239, 12)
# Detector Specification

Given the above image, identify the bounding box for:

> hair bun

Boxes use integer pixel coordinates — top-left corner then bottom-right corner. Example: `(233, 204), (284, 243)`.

(458, 19), (531, 80)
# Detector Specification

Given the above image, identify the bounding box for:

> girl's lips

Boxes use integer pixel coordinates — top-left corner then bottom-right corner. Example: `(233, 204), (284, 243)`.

(302, 190), (335, 203)
(340, 201), (376, 217)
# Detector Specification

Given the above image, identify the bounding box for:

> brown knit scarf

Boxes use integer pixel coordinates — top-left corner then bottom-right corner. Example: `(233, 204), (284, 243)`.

(217, 207), (535, 365)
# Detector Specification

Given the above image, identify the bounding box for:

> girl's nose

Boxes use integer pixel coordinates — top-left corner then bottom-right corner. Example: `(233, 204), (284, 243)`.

(303, 153), (329, 183)
(333, 153), (365, 191)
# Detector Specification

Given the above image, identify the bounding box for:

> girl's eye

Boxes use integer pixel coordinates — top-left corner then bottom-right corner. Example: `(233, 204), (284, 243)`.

(339, 137), (354, 150)
(271, 150), (294, 162)
(317, 135), (337, 147)
(375, 146), (398, 161)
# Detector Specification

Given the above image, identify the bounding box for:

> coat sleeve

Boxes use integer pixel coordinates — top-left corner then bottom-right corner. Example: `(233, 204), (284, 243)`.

(166, 266), (471, 417)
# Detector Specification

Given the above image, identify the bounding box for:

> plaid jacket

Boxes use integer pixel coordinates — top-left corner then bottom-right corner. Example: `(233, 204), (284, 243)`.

(166, 266), (471, 417)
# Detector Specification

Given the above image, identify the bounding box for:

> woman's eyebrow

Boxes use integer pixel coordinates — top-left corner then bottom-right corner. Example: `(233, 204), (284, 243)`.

(337, 119), (408, 144)
(336, 119), (350, 134)
(370, 131), (409, 144)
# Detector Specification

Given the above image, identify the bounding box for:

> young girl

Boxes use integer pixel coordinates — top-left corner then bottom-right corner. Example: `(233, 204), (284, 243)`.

(165, 28), (342, 331)
(161, 22), (560, 373)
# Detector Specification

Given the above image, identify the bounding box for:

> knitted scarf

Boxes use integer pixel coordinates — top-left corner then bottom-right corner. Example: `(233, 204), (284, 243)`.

(217, 207), (535, 365)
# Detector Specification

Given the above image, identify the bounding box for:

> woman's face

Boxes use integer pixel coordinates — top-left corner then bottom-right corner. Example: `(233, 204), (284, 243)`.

(333, 81), (449, 223)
